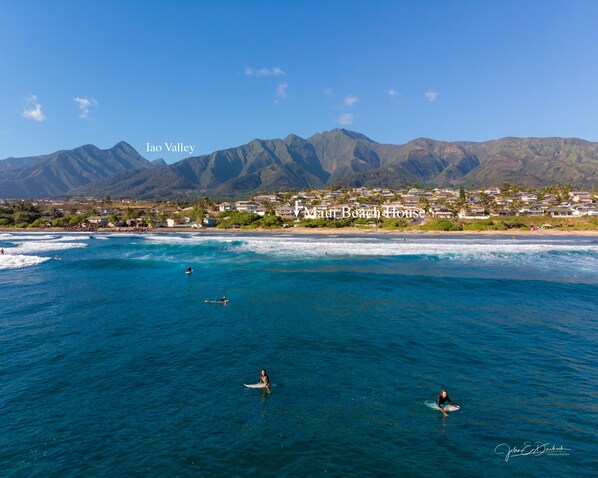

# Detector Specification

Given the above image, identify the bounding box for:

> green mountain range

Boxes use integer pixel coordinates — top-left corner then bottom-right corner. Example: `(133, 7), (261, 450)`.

(1, 129), (597, 199)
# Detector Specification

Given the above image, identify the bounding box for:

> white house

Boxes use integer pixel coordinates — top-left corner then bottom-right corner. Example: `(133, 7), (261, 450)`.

(219, 202), (236, 212)
(520, 194), (538, 202)
(235, 201), (258, 212)
(87, 216), (109, 227)
(548, 207), (575, 218)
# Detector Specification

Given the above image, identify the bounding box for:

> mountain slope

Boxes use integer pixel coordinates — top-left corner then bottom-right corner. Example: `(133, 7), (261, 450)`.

(71, 135), (331, 198)
(0, 142), (152, 198)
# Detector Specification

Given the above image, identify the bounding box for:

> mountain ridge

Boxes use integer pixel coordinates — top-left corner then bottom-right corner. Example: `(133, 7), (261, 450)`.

(2, 130), (597, 199)
(0, 141), (152, 198)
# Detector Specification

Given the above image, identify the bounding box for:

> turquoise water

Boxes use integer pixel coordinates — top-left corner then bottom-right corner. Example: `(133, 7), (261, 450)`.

(1, 232), (597, 477)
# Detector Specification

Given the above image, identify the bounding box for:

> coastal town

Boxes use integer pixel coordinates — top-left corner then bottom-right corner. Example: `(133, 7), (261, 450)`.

(1, 184), (597, 231)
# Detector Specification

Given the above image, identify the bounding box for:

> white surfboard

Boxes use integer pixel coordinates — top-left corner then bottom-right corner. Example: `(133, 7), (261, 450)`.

(244, 383), (276, 388)
(425, 400), (460, 412)
(185, 270), (193, 274)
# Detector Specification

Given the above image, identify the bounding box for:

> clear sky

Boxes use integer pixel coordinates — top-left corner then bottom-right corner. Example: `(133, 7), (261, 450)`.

(1, 0), (597, 162)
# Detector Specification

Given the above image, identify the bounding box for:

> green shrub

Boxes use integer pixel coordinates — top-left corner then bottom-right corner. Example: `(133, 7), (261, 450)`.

(420, 219), (462, 231)
(257, 215), (283, 228)
(217, 211), (261, 228)
(381, 218), (410, 229)
(299, 219), (352, 228)
(29, 218), (48, 228)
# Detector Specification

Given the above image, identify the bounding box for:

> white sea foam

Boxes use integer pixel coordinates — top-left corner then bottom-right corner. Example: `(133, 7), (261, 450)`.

(0, 254), (51, 270)
(139, 234), (598, 261)
(142, 235), (225, 245)
(232, 237), (598, 259)
(50, 235), (91, 242)
(0, 234), (59, 241)
(0, 233), (91, 243)
(7, 242), (88, 253)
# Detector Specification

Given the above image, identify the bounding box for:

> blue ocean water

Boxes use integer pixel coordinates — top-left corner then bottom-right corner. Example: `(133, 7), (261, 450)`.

(0, 232), (597, 477)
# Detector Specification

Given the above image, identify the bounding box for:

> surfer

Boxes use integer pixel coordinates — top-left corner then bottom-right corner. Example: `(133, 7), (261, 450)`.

(204, 296), (228, 304)
(260, 369), (270, 389)
(0, 248), (3, 254)
(436, 389), (459, 417)
(186, 266), (192, 273)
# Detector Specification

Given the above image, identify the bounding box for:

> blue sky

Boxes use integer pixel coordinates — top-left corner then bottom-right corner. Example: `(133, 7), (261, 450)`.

(1, 0), (597, 162)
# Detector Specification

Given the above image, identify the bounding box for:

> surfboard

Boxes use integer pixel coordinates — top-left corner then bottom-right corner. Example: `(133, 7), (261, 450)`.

(185, 270), (193, 274)
(244, 383), (276, 388)
(424, 400), (460, 412)
(204, 300), (229, 304)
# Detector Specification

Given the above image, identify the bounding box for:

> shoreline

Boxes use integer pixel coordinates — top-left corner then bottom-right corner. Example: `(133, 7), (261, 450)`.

(1, 226), (597, 237)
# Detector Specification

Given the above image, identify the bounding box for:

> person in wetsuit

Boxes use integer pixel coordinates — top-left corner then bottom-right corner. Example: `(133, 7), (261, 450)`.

(436, 389), (459, 416)
(216, 296), (227, 303)
(186, 266), (192, 273)
(260, 369), (270, 389)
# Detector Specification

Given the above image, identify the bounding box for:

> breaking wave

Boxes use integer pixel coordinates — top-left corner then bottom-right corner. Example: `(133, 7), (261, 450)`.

(0, 254), (51, 270)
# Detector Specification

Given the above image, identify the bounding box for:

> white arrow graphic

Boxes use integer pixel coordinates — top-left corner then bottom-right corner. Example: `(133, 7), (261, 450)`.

(293, 200), (302, 217)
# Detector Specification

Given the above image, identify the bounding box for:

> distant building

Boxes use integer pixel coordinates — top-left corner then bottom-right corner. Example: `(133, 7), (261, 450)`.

(569, 191), (593, 203)
(458, 207), (490, 219)
(519, 206), (546, 216)
(275, 205), (295, 219)
(520, 194), (537, 202)
(253, 194), (280, 203)
(430, 207), (455, 219)
(235, 201), (258, 212)
(548, 207), (575, 218)
(87, 216), (109, 227)
(219, 202), (235, 212)
(126, 218), (147, 227)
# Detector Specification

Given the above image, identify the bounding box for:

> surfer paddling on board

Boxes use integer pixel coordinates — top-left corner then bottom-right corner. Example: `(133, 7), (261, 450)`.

(204, 296), (228, 304)
(436, 389), (459, 417)
(260, 369), (270, 390)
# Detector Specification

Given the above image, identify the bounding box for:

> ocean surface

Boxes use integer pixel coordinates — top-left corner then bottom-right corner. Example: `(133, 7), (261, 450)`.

(0, 231), (596, 477)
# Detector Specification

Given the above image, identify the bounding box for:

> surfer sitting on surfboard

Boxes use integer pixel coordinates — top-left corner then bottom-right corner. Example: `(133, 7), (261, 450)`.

(260, 369), (270, 389)
(436, 389), (459, 417)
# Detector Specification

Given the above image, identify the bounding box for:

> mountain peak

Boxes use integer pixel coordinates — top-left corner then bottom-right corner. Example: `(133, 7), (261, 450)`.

(309, 128), (374, 143)
(284, 133), (307, 145)
(112, 141), (136, 152)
